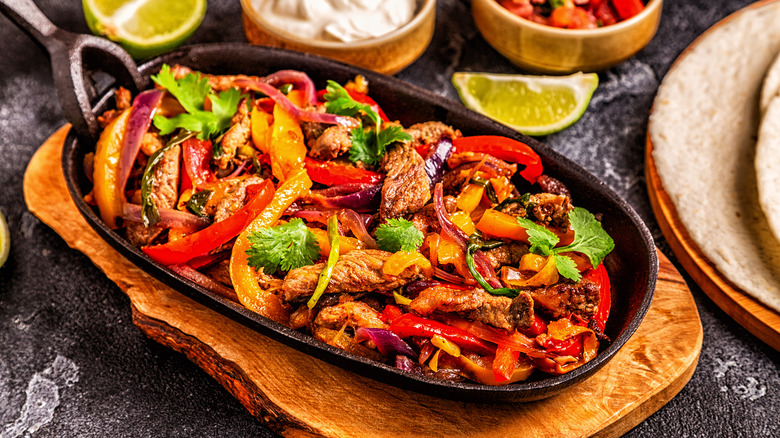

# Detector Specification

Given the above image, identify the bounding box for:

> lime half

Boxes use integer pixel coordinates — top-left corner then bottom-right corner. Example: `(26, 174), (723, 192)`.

(83, 0), (206, 59)
(0, 209), (9, 268)
(452, 72), (598, 136)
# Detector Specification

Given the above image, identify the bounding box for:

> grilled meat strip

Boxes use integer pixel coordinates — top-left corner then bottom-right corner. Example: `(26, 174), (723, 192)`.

(409, 286), (535, 331)
(216, 97), (251, 170)
(529, 280), (600, 320)
(405, 121), (461, 150)
(125, 145), (181, 247)
(380, 142), (431, 219)
(282, 249), (428, 302)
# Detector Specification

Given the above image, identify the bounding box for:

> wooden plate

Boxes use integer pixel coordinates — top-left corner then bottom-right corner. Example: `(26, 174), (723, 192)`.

(25, 126), (702, 437)
(646, 137), (780, 351)
(645, 1), (780, 352)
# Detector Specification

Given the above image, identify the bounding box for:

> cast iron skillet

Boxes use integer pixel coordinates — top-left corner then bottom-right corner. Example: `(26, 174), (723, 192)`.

(2, 0), (658, 403)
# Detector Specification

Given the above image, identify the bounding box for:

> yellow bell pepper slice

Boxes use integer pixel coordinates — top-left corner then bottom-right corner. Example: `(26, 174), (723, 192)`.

(250, 107), (272, 154)
(382, 251), (433, 277)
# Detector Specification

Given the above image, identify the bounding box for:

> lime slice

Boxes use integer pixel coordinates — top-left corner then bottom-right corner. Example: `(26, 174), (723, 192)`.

(83, 0), (206, 59)
(452, 72), (598, 136)
(0, 209), (9, 268)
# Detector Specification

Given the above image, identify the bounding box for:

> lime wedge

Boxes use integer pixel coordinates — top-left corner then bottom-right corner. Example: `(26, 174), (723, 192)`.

(0, 209), (9, 268)
(83, 0), (206, 59)
(452, 72), (598, 136)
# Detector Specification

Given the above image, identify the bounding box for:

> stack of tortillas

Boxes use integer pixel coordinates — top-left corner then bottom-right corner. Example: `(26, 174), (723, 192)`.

(649, 0), (780, 314)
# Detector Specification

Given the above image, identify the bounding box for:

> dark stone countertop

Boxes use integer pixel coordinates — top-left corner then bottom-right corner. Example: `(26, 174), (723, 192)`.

(0, 0), (778, 436)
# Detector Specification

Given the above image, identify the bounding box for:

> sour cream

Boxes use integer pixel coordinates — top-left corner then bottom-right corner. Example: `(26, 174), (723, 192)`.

(256, 0), (417, 43)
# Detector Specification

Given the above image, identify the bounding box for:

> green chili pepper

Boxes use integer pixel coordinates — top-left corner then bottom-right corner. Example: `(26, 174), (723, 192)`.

(141, 130), (196, 227)
(468, 176), (499, 204)
(186, 190), (213, 217)
(308, 214), (340, 309)
(465, 234), (522, 298)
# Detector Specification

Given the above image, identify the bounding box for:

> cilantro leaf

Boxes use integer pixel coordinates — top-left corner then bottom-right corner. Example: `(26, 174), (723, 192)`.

(245, 219), (320, 275)
(323, 80), (379, 125)
(375, 218), (424, 252)
(324, 80), (410, 166)
(555, 207), (615, 269)
(515, 206), (614, 282)
(553, 254), (582, 282)
(377, 125), (412, 150)
(516, 217), (558, 255)
(151, 64), (245, 140)
(151, 64), (209, 114)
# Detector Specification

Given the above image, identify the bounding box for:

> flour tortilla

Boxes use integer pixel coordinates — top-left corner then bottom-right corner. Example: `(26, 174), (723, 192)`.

(649, 1), (780, 312)
(760, 52), (780, 116)
(756, 78), (780, 249)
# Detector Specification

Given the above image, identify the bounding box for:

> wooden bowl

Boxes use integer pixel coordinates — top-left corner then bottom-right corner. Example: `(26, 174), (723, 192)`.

(472, 0), (663, 74)
(240, 0), (435, 75)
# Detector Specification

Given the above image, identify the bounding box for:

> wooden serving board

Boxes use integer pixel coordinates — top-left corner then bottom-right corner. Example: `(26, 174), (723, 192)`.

(25, 126), (702, 438)
(646, 136), (780, 352)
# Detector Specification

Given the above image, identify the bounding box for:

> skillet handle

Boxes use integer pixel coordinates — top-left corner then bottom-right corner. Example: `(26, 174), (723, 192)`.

(0, 0), (148, 144)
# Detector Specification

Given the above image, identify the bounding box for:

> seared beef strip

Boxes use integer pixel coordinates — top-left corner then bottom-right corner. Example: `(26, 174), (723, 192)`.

(308, 124), (352, 160)
(125, 145), (181, 247)
(212, 175), (264, 223)
(537, 174), (571, 198)
(529, 280), (600, 320)
(409, 286), (534, 331)
(482, 242), (530, 270)
(314, 301), (388, 330)
(282, 249), (428, 302)
(380, 142), (431, 219)
(216, 98), (251, 170)
(410, 195), (456, 234)
(405, 121), (461, 150)
(528, 193), (573, 230)
(139, 132), (165, 156)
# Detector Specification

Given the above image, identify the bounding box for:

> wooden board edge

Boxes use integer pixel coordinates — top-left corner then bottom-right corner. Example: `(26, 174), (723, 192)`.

(130, 304), (325, 438)
(645, 133), (780, 351)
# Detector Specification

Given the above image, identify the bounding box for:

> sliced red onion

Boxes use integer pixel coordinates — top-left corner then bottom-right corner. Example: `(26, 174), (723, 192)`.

(404, 279), (441, 296)
(309, 183), (383, 212)
(433, 183), (501, 288)
(168, 264), (238, 303)
(395, 355), (420, 373)
(433, 268), (477, 287)
(123, 203), (211, 230)
(262, 70), (317, 106)
(232, 78), (358, 128)
(424, 136), (453, 187)
(224, 159), (250, 179)
(118, 89), (164, 193)
(338, 209), (378, 249)
(433, 183), (468, 247)
(355, 327), (418, 359)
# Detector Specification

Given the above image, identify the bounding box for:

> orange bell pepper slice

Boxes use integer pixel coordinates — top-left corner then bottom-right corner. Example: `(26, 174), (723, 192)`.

(93, 108), (131, 229)
(250, 106), (272, 154)
(382, 251), (433, 277)
(229, 169), (312, 324)
(269, 90), (307, 181)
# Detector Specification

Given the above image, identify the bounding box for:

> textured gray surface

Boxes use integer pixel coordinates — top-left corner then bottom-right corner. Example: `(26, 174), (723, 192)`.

(0, 0), (778, 437)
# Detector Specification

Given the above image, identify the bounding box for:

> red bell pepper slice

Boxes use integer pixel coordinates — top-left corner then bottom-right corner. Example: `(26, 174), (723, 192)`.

(182, 138), (216, 189)
(452, 136), (543, 184)
(520, 314), (548, 337)
(493, 345), (521, 382)
(584, 263), (611, 332)
(379, 304), (404, 324)
(143, 179), (275, 265)
(389, 314), (494, 356)
(304, 157), (384, 186)
(611, 0), (644, 21)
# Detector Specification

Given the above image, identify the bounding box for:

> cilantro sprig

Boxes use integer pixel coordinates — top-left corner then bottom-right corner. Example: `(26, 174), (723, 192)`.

(323, 81), (411, 166)
(151, 64), (245, 141)
(245, 219), (320, 275)
(516, 207), (614, 281)
(375, 218), (424, 252)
